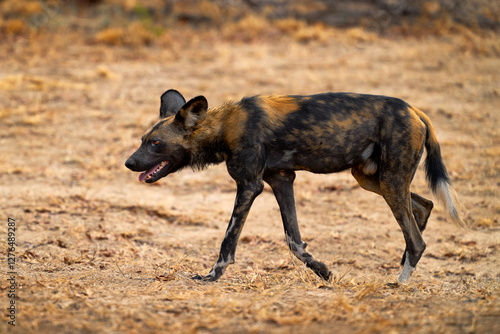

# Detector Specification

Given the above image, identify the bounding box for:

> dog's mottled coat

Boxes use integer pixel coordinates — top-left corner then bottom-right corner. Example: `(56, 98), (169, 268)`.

(125, 89), (464, 282)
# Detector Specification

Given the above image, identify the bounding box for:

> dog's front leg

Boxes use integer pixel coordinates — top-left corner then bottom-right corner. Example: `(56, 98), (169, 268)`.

(264, 171), (331, 281)
(193, 180), (264, 281)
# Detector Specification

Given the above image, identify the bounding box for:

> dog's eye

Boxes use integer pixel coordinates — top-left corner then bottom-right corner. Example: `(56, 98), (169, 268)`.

(153, 140), (160, 145)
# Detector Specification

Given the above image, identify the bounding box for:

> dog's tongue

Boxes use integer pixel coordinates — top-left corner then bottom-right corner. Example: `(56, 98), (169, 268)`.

(138, 172), (148, 182)
(138, 162), (162, 182)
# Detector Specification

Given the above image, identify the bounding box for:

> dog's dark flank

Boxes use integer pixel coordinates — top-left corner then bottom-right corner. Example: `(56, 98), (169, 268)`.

(125, 90), (465, 283)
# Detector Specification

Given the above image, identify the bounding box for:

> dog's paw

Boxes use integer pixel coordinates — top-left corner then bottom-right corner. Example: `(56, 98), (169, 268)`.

(307, 261), (332, 281)
(191, 273), (218, 282)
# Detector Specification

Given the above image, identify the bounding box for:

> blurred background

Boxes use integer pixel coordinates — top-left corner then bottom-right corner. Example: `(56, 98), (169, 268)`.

(1, 0), (499, 47)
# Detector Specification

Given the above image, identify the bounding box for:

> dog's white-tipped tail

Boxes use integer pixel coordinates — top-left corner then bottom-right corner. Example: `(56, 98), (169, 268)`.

(413, 106), (467, 229)
(435, 180), (467, 229)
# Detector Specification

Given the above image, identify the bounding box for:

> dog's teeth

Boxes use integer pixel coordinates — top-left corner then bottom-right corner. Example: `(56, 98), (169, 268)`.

(147, 161), (167, 179)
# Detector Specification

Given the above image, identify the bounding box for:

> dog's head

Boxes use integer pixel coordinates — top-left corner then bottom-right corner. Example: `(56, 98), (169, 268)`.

(125, 89), (208, 183)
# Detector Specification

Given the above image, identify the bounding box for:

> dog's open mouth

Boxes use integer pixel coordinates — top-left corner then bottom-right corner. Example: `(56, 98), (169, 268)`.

(138, 160), (169, 182)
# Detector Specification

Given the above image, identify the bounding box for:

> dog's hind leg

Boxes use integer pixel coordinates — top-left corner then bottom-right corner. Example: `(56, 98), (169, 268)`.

(381, 179), (425, 283)
(353, 166), (427, 282)
(378, 128), (428, 283)
(409, 192), (433, 233)
(264, 170), (331, 281)
(351, 147), (434, 272)
(352, 167), (433, 234)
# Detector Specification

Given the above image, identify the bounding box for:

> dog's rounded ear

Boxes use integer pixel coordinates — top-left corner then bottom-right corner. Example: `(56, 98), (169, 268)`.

(175, 96), (208, 130)
(160, 89), (186, 119)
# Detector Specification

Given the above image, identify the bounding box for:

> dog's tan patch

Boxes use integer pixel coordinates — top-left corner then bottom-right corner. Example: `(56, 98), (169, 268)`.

(260, 95), (300, 127)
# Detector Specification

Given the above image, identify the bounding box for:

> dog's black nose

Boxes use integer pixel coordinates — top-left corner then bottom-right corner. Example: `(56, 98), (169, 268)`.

(125, 157), (136, 170)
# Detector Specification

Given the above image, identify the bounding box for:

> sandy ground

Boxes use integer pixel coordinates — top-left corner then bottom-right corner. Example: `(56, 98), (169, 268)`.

(0, 29), (499, 333)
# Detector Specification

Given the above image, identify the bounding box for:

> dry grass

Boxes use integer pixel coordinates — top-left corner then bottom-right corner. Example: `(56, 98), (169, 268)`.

(0, 1), (499, 333)
(0, 0), (42, 16)
(94, 22), (157, 47)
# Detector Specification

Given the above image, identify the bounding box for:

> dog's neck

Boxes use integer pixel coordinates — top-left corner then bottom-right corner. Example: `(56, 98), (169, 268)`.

(188, 101), (239, 169)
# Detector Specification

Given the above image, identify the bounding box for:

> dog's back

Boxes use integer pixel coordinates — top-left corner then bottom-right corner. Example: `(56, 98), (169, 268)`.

(235, 93), (416, 175)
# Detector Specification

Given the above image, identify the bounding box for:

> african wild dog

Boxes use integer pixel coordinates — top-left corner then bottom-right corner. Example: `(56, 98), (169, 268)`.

(125, 89), (465, 283)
